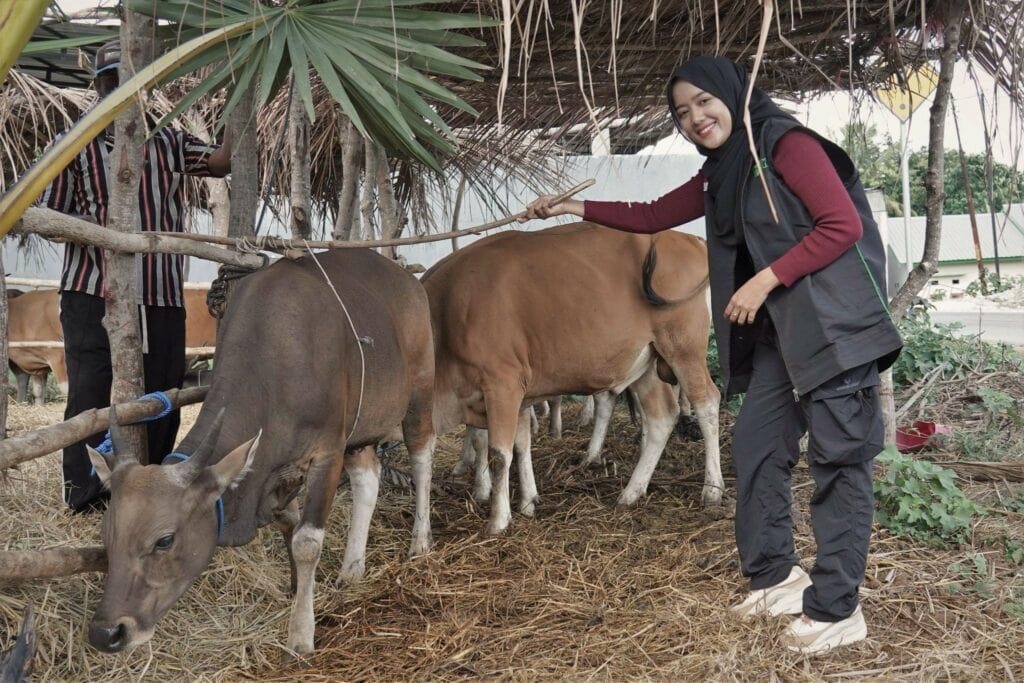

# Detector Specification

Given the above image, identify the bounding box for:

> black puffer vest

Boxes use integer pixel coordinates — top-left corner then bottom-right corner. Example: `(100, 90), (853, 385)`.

(706, 121), (902, 397)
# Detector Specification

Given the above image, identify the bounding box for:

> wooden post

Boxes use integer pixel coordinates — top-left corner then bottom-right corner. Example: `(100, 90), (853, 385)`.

(888, 0), (965, 321)
(0, 248), (8, 443)
(103, 9), (153, 461)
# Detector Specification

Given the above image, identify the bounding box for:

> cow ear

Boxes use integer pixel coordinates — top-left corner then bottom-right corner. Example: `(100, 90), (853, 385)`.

(87, 446), (113, 488)
(207, 431), (261, 495)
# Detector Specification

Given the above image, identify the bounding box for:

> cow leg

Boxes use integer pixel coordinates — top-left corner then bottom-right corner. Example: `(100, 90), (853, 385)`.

(578, 395), (596, 427)
(582, 391), (617, 467)
(13, 369), (29, 404)
(618, 367), (679, 508)
(452, 426), (476, 476)
(401, 390), (436, 558)
(30, 373), (47, 407)
(678, 360), (724, 506)
(288, 450), (347, 655)
(340, 446), (380, 580)
(463, 427), (489, 504)
(515, 407), (538, 517)
(529, 405), (540, 436)
(547, 396), (563, 439)
(484, 388), (522, 536)
(274, 498), (301, 595)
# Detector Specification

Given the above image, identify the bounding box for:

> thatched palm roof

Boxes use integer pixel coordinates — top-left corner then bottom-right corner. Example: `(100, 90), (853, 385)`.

(441, 0), (1023, 152)
(4, 1), (1023, 230)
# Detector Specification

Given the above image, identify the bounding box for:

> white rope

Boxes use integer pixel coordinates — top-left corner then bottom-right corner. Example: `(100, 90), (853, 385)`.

(303, 241), (366, 436)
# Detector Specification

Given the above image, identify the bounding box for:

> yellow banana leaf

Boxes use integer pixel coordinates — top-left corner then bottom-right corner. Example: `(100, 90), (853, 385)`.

(0, 18), (260, 238)
(0, 0), (48, 84)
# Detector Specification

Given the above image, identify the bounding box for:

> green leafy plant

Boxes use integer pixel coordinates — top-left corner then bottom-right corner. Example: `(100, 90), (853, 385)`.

(874, 445), (979, 546)
(946, 552), (996, 599)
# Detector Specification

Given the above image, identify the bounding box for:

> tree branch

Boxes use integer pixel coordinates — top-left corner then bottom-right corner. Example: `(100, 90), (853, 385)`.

(0, 386), (208, 471)
(13, 207), (265, 269)
(888, 1), (965, 320)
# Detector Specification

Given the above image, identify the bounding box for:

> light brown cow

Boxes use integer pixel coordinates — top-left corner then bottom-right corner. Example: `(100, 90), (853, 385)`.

(424, 223), (723, 536)
(6, 290), (67, 405)
(4, 287), (218, 404)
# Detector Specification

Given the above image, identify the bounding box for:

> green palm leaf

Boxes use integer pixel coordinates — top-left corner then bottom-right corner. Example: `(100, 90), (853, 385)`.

(129, 0), (495, 171)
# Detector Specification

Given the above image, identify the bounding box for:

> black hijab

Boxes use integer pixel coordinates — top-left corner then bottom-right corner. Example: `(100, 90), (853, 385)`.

(666, 56), (799, 245)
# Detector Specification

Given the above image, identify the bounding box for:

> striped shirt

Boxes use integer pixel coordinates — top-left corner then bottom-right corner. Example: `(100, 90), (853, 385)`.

(39, 124), (216, 307)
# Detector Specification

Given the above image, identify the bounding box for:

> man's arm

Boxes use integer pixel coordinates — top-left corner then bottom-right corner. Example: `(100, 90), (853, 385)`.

(180, 127), (232, 178)
(206, 126), (232, 177)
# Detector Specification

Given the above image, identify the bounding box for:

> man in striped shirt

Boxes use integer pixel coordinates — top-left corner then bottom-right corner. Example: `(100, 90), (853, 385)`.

(39, 41), (233, 512)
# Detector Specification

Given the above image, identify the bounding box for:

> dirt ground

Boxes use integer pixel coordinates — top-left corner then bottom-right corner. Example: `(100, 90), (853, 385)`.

(2, 398), (1023, 682)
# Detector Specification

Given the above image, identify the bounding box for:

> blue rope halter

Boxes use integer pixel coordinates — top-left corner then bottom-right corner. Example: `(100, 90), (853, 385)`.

(91, 391), (225, 539)
(93, 391), (174, 457)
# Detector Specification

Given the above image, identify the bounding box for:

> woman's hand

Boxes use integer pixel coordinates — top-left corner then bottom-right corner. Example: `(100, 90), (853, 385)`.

(725, 267), (781, 325)
(518, 195), (584, 222)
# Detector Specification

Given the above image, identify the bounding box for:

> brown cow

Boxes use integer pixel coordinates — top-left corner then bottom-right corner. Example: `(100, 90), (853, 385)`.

(86, 250), (435, 656)
(6, 290), (67, 406)
(425, 223), (723, 536)
(4, 287), (218, 404)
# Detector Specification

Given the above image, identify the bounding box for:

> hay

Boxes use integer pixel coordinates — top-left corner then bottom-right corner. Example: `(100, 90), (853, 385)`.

(2, 398), (1023, 681)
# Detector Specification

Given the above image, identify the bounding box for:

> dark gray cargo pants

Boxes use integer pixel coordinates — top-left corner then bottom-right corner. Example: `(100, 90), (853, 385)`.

(731, 324), (883, 622)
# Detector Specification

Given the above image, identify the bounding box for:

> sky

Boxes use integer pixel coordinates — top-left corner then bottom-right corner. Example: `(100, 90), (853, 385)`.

(57, 0), (1022, 166)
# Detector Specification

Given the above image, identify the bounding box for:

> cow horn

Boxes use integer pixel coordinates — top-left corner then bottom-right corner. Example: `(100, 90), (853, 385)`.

(191, 407), (226, 467)
(107, 405), (131, 464)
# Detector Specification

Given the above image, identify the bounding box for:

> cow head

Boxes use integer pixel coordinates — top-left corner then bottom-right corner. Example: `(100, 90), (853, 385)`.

(85, 408), (260, 653)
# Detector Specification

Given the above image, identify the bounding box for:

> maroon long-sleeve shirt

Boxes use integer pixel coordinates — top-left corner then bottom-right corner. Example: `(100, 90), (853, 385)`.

(582, 130), (863, 287)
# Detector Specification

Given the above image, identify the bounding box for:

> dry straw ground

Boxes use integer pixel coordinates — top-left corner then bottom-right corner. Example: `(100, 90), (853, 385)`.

(2, 399), (1023, 681)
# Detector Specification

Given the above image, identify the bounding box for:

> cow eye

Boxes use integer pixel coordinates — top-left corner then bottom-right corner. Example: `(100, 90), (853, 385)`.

(154, 534), (175, 552)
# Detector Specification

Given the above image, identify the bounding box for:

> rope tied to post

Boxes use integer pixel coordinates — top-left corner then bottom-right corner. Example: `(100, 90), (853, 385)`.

(93, 391), (175, 457)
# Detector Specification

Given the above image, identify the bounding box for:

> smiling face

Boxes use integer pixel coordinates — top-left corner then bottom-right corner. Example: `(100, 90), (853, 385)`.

(671, 80), (733, 150)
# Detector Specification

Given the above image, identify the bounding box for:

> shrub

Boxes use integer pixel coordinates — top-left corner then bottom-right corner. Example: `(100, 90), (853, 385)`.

(874, 445), (979, 546)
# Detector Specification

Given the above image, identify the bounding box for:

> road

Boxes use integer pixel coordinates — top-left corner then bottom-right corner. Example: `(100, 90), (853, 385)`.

(930, 309), (1024, 347)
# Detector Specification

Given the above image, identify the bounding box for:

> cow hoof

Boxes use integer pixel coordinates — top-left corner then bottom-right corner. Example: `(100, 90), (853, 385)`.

(407, 535), (432, 559)
(580, 456), (603, 469)
(519, 499), (537, 518)
(284, 639), (314, 663)
(615, 492), (642, 509)
(338, 560), (365, 583)
(451, 461), (470, 477)
(472, 487), (491, 505)
(701, 485), (724, 507)
(485, 520), (510, 537)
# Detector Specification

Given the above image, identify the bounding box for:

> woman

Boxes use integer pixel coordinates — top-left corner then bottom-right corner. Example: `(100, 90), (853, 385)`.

(521, 56), (901, 655)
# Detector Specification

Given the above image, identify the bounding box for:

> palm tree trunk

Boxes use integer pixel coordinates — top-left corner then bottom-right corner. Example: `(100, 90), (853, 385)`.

(103, 9), (153, 460)
(227, 85), (258, 238)
(333, 117), (363, 240)
(369, 141), (404, 258)
(287, 85), (311, 240)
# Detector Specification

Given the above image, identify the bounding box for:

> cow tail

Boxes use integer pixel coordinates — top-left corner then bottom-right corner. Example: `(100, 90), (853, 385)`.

(641, 238), (708, 306)
(641, 241), (669, 306)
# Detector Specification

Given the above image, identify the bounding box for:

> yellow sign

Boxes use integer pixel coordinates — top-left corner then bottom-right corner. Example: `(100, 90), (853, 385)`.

(876, 64), (939, 122)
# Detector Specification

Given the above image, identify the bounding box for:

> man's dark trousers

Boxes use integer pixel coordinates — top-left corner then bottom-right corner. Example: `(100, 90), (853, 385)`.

(60, 291), (186, 511)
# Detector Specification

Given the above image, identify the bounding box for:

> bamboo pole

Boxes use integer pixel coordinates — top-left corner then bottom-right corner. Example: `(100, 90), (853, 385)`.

(0, 386), (208, 471)
(162, 179), (597, 253)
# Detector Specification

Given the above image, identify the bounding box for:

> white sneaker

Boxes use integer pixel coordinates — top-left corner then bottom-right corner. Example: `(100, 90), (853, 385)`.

(730, 566), (812, 619)
(782, 605), (868, 655)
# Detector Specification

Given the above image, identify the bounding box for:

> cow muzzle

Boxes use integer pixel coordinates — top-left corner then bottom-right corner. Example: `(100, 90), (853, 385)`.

(87, 616), (149, 653)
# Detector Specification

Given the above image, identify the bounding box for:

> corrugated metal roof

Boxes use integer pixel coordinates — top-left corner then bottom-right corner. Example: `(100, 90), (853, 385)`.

(888, 204), (1024, 265)
(15, 21), (111, 88)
